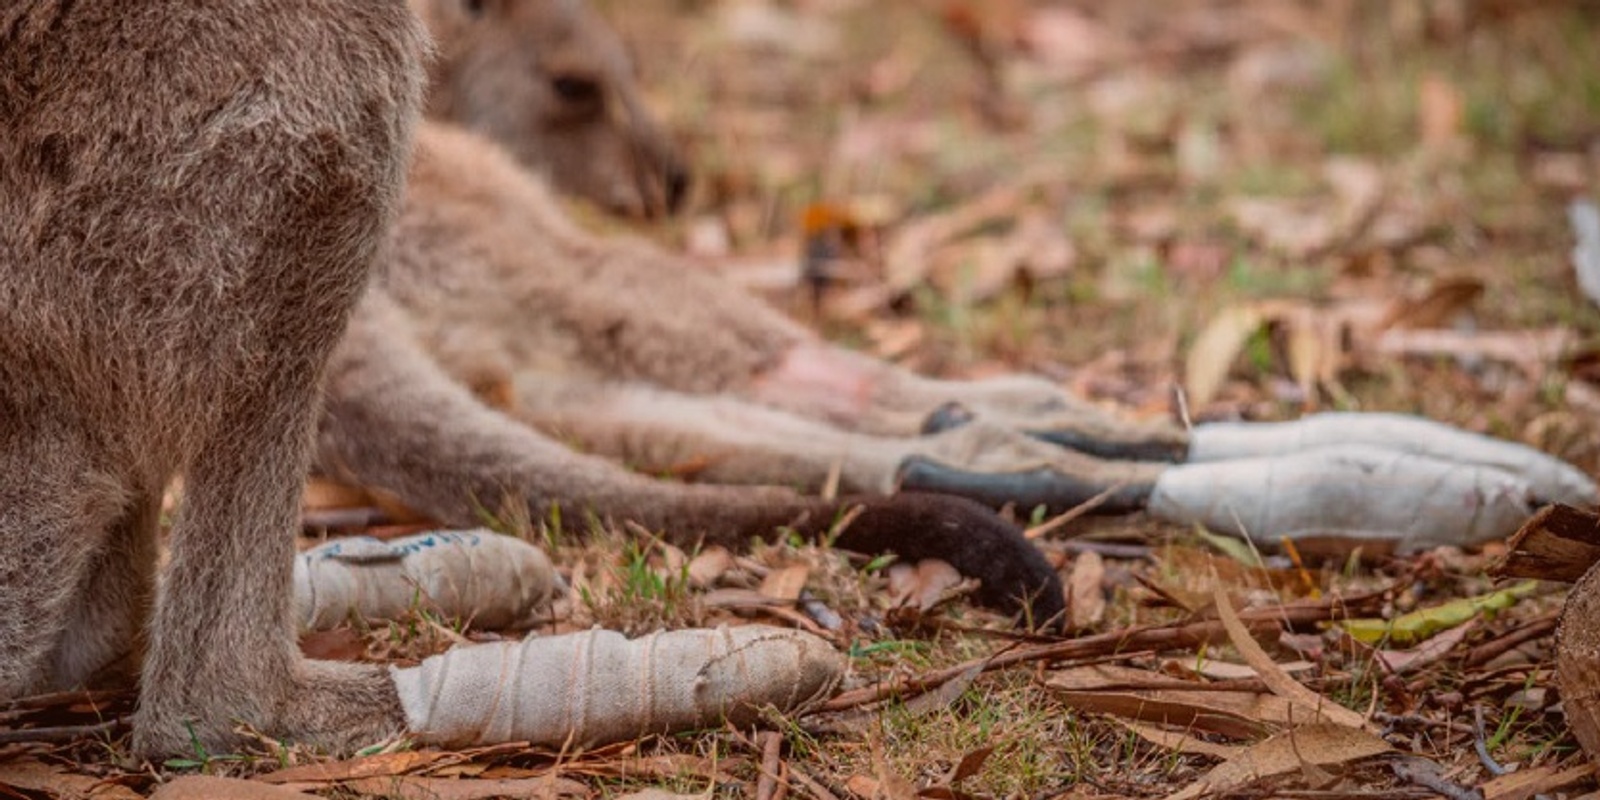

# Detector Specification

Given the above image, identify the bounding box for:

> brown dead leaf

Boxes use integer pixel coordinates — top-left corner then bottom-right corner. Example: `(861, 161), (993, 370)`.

(945, 746), (995, 785)
(1184, 304), (1266, 405)
(1371, 619), (1475, 675)
(1045, 663), (1203, 693)
(1050, 687), (1287, 740)
(256, 751), (448, 784)
(846, 775), (884, 800)
(151, 776), (315, 800)
(1480, 762), (1595, 800)
(1116, 720), (1243, 760)
(0, 759), (143, 800)
(759, 564), (811, 602)
(1171, 658), (1313, 682)
(1213, 589), (1369, 731)
(340, 776), (589, 800)
(687, 546), (734, 589)
(1066, 551), (1106, 630)
(886, 559), (966, 612)
(1161, 723), (1391, 800)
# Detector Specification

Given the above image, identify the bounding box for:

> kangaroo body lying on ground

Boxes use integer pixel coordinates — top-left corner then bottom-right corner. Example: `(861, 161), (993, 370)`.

(0, 0), (428, 756)
(315, 0), (1593, 579)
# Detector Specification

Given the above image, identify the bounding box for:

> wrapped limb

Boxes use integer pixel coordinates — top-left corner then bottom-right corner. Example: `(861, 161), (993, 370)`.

(293, 531), (562, 631)
(390, 625), (844, 748)
(900, 441), (1536, 551)
(1149, 445), (1535, 551)
(1187, 413), (1597, 506)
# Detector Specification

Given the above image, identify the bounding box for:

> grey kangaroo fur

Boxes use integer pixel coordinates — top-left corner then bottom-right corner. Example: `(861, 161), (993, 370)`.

(307, 1), (1073, 624)
(412, 0), (689, 216)
(1, 0), (427, 756)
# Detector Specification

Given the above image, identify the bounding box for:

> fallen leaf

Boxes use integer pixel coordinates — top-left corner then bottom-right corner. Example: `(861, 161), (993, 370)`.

(887, 559), (967, 612)
(759, 564), (811, 602)
(0, 760), (143, 800)
(1161, 723), (1391, 800)
(1185, 304), (1266, 405)
(1066, 551), (1106, 630)
(1213, 589), (1368, 730)
(687, 546), (734, 588)
(152, 776), (316, 800)
(1050, 687), (1283, 740)
(341, 776), (589, 800)
(256, 751), (448, 784)
(1480, 761), (1594, 800)
(1370, 620), (1475, 674)
(1337, 581), (1538, 647)
(1116, 719), (1242, 760)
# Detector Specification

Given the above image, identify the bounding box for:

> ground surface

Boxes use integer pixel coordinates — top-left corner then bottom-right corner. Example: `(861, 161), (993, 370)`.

(5, 1), (1600, 798)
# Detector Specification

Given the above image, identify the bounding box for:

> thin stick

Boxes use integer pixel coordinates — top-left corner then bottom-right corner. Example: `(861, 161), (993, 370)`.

(755, 731), (786, 800)
(0, 719), (125, 744)
(1024, 481), (1130, 541)
(812, 595), (1376, 713)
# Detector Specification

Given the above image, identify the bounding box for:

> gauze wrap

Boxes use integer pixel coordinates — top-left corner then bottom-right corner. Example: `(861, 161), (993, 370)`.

(1188, 413), (1597, 506)
(1151, 444), (1534, 551)
(390, 625), (844, 748)
(293, 530), (562, 631)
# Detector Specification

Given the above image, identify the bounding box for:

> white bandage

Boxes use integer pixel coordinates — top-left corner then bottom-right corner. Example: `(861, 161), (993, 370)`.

(1187, 412), (1598, 506)
(292, 530), (562, 631)
(1150, 444), (1534, 551)
(389, 625), (844, 748)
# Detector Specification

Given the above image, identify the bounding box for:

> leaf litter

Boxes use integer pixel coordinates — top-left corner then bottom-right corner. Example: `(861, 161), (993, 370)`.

(9, 0), (1600, 797)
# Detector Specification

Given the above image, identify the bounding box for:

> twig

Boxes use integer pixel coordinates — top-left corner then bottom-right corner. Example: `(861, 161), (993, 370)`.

(0, 718), (125, 744)
(1389, 756), (1482, 800)
(1058, 540), (1153, 561)
(1464, 613), (1559, 668)
(787, 763), (844, 800)
(755, 731), (786, 800)
(1024, 481), (1130, 540)
(3, 688), (127, 712)
(1473, 706), (1507, 777)
(812, 595), (1376, 713)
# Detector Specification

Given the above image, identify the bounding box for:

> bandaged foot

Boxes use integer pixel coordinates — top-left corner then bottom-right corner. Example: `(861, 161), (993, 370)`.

(390, 625), (844, 748)
(1187, 413), (1598, 506)
(1150, 444), (1535, 551)
(293, 530), (562, 631)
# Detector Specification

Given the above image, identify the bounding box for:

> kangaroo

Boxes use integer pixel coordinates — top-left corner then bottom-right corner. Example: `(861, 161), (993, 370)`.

(0, 0), (427, 756)
(316, 129), (1066, 621)
(411, 0), (689, 216)
(341, 1), (1594, 559)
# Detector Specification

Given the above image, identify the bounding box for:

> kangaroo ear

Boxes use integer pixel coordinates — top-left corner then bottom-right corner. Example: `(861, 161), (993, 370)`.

(828, 493), (1065, 631)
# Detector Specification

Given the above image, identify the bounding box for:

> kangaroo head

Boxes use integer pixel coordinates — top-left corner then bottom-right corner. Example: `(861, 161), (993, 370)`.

(414, 0), (689, 216)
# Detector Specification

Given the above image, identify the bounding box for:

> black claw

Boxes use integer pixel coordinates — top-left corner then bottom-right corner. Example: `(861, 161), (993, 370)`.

(1022, 429), (1189, 463)
(896, 456), (1153, 516)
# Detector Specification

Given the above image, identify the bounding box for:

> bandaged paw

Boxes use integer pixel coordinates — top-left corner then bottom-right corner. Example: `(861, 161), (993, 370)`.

(1188, 413), (1598, 506)
(389, 625), (844, 748)
(293, 530), (562, 631)
(1150, 444), (1535, 551)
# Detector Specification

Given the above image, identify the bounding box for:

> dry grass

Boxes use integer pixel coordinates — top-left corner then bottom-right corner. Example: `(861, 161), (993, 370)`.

(5, 1), (1599, 797)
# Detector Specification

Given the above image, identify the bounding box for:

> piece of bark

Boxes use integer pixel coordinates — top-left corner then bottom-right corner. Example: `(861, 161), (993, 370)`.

(1556, 560), (1600, 766)
(1493, 504), (1600, 583)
